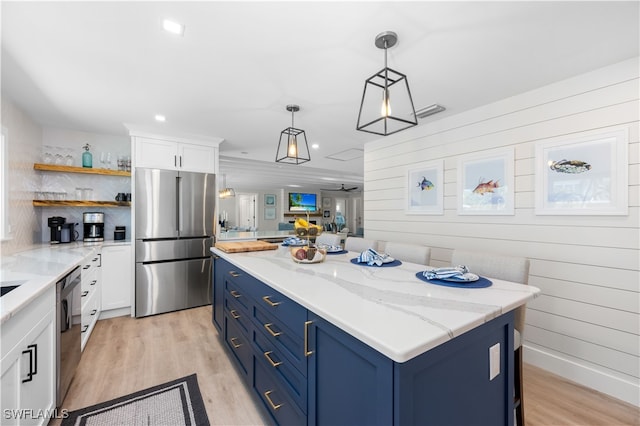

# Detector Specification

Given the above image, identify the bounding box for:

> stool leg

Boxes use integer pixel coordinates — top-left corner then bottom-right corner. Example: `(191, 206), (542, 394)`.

(514, 346), (525, 425)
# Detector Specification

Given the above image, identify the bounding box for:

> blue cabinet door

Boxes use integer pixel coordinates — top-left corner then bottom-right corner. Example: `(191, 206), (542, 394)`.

(307, 314), (393, 426)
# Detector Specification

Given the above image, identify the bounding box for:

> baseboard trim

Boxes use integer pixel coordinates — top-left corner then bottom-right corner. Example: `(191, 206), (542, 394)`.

(524, 344), (639, 407)
(98, 306), (131, 320)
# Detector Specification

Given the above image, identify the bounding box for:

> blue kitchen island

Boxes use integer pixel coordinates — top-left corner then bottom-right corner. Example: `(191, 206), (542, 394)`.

(210, 246), (539, 425)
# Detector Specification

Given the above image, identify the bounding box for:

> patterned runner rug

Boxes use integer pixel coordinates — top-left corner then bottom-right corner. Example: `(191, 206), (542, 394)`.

(61, 374), (210, 426)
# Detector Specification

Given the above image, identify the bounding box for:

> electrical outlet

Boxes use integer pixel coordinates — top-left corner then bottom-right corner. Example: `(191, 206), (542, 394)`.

(489, 343), (501, 380)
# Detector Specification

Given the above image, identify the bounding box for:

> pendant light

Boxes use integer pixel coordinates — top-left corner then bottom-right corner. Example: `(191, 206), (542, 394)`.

(356, 31), (418, 136)
(275, 104), (310, 165)
(219, 174), (235, 199)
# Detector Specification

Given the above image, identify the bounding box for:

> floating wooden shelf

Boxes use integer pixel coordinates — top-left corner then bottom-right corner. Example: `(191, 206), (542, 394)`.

(34, 163), (131, 177)
(33, 200), (131, 207)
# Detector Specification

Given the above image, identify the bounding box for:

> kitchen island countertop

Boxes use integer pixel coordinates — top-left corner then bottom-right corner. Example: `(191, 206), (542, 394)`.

(217, 230), (294, 241)
(211, 246), (540, 363)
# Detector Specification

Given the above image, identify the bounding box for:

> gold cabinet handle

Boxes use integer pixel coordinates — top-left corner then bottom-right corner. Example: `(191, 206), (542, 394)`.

(304, 320), (313, 357)
(229, 271), (240, 277)
(230, 290), (241, 298)
(264, 323), (282, 337)
(264, 351), (282, 368)
(230, 337), (242, 349)
(264, 390), (282, 410)
(262, 296), (281, 307)
(230, 310), (240, 319)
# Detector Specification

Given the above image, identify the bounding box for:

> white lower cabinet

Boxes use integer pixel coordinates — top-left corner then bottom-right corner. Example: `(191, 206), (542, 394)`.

(1, 286), (56, 426)
(100, 245), (132, 315)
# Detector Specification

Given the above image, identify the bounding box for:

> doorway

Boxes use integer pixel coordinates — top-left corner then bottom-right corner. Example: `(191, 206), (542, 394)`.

(237, 193), (257, 230)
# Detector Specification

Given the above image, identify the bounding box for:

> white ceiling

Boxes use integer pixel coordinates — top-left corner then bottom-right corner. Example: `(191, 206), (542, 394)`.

(2, 1), (638, 191)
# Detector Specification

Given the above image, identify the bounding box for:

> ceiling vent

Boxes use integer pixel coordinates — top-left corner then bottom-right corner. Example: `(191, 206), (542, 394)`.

(415, 104), (446, 119)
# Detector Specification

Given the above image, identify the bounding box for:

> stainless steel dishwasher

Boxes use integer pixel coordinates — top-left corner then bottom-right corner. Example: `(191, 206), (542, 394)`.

(56, 266), (82, 407)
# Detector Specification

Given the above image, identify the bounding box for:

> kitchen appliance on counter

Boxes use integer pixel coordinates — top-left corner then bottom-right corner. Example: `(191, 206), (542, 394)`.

(114, 225), (126, 240)
(48, 216), (66, 244)
(83, 212), (104, 242)
(61, 223), (79, 243)
(56, 265), (81, 407)
(135, 168), (215, 318)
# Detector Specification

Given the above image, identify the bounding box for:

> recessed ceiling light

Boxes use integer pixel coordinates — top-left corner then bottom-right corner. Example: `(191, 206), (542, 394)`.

(287, 184), (302, 188)
(162, 19), (185, 36)
(311, 144), (319, 149)
(155, 114), (166, 122)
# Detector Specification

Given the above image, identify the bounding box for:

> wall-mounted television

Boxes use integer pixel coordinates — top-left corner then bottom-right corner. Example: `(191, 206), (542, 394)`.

(288, 192), (317, 212)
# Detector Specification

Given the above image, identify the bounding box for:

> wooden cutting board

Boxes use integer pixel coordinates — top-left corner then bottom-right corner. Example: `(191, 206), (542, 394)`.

(215, 240), (278, 253)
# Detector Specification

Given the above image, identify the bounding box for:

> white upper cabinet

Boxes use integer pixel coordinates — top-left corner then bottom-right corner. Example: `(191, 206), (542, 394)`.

(129, 129), (223, 174)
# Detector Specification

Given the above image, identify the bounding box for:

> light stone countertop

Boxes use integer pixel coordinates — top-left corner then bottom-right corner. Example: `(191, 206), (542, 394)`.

(217, 230), (294, 241)
(0, 240), (132, 324)
(212, 246), (540, 363)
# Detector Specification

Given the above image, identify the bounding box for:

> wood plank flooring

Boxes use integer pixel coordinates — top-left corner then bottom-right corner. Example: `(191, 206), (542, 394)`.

(52, 306), (639, 426)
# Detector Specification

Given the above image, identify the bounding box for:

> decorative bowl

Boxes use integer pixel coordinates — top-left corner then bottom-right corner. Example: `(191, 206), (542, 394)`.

(290, 246), (327, 264)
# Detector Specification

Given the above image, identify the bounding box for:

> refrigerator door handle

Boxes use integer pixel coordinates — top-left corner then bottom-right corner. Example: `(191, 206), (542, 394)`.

(176, 176), (182, 233)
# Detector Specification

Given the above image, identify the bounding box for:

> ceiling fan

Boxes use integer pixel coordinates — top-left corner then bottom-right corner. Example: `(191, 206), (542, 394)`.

(321, 184), (359, 192)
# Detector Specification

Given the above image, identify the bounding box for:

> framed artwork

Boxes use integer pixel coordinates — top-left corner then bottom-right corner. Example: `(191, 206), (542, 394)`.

(322, 197), (331, 208)
(264, 207), (276, 220)
(406, 160), (444, 214)
(457, 148), (514, 215)
(535, 127), (628, 215)
(323, 209), (331, 218)
(265, 194), (276, 206)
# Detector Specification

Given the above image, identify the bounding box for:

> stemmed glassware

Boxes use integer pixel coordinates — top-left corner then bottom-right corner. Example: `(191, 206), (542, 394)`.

(99, 152), (112, 169)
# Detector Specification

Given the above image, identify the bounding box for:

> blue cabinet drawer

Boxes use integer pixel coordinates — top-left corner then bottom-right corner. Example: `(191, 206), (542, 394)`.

(225, 277), (252, 313)
(253, 305), (306, 376)
(224, 314), (252, 382)
(252, 285), (306, 340)
(254, 355), (306, 426)
(225, 295), (251, 338)
(253, 327), (308, 413)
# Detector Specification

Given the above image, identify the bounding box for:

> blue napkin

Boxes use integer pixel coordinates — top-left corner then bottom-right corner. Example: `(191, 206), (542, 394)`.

(283, 237), (306, 246)
(356, 249), (395, 266)
(423, 265), (469, 280)
(316, 243), (342, 252)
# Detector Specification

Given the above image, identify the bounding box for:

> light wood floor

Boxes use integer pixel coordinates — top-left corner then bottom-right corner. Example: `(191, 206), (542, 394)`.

(52, 306), (639, 426)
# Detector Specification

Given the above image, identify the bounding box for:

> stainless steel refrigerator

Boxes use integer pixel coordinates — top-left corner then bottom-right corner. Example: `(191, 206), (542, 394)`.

(135, 168), (215, 317)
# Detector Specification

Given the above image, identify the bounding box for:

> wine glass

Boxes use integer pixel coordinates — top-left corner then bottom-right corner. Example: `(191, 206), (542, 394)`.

(99, 152), (106, 169)
(105, 152), (112, 170)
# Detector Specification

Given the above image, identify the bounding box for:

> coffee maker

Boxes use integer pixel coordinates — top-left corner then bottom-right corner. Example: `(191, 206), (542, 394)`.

(83, 212), (105, 242)
(48, 216), (66, 244)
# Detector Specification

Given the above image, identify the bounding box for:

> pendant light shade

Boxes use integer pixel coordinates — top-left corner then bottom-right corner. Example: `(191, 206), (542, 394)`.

(276, 105), (310, 165)
(357, 31), (418, 136)
(219, 174), (235, 199)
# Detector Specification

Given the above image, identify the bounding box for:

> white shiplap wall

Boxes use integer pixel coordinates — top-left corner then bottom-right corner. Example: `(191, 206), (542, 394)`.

(363, 57), (639, 406)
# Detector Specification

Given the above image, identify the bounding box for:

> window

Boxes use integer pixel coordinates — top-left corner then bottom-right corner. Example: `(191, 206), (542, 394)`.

(0, 127), (9, 240)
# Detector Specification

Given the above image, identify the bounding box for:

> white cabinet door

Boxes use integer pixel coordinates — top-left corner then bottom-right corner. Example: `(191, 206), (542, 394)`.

(134, 137), (179, 170)
(1, 288), (55, 426)
(101, 245), (132, 312)
(179, 142), (216, 173)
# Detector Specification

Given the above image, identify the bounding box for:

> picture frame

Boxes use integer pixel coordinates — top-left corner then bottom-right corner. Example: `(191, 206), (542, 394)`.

(322, 197), (331, 208)
(457, 148), (514, 215)
(535, 127), (628, 215)
(265, 194), (276, 206)
(405, 160), (444, 214)
(264, 206), (276, 220)
(323, 209), (331, 218)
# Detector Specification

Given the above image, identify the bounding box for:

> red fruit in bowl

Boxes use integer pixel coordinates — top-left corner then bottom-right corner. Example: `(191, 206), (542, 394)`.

(295, 248), (307, 260)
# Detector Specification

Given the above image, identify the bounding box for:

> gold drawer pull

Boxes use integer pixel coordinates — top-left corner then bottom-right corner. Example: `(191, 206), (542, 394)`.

(230, 310), (240, 319)
(229, 271), (240, 277)
(264, 390), (282, 410)
(262, 296), (281, 307)
(264, 351), (282, 368)
(264, 323), (282, 337)
(230, 337), (242, 349)
(230, 290), (242, 298)
(304, 320), (313, 357)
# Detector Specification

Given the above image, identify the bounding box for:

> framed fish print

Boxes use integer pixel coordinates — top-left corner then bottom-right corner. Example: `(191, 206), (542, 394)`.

(264, 206), (276, 220)
(535, 127), (628, 215)
(265, 194), (276, 206)
(457, 148), (514, 215)
(406, 160), (444, 214)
